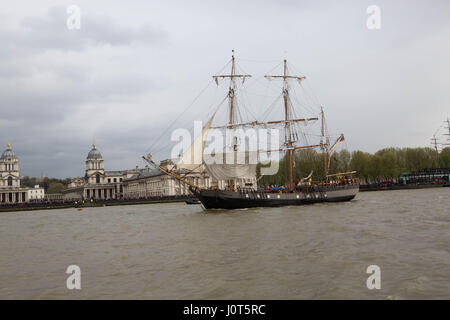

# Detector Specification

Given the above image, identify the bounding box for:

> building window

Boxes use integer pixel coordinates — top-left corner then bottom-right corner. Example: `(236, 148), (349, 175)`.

(108, 178), (111, 183)
(96, 174), (100, 184)
(7, 177), (12, 186)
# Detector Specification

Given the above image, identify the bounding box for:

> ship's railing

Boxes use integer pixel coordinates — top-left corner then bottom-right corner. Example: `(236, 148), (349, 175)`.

(257, 179), (359, 194)
(204, 180), (359, 194)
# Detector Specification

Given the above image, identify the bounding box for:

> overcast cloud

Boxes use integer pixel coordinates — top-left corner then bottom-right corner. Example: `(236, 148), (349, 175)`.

(0, 0), (449, 178)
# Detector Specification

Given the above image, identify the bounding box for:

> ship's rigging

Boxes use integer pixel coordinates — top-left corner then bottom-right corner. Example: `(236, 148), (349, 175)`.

(143, 52), (348, 191)
(430, 117), (450, 152)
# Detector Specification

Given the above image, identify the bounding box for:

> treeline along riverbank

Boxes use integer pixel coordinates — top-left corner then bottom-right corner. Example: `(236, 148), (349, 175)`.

(257, 147), (450, 185)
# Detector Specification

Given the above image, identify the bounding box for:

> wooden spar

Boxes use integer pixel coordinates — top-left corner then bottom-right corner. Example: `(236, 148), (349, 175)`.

(142, 154), (202, 191)
(265, 59), (306, 191)
(288, 150), (293, 190)
(212, 52), (252, 125)
(229, 53), (235, 125)
(229, 53), (235, 191)
(326, 171), (356, 177)
(266, 117), (317, 125)
(282, 60), (293, 191)
(212, 51), (250, 191)
(294, 143), (325, 151)
(265, 75), (306, 80)
(210, 117), (319, 129)
(261, 143), (325, 153)
(431, 135), (439, 153)
(321, 108), (328, 181)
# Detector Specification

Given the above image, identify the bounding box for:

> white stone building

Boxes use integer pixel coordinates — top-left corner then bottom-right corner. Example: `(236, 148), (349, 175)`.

(64, 143), (258, 201)
(27, 185), (45, 200)
(62, 142), (140, 200)
(0, 142), (42, 203)
(122, 159), (257, 198)
(122, 166), (209, 198)
(0, 141), (20, 188)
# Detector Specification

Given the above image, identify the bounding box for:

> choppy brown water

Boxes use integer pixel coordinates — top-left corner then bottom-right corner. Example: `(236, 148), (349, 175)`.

(0, 188), (449, 299)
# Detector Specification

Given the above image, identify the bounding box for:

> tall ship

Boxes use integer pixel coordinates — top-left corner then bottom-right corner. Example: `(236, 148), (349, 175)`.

(143, 52), (359, 209)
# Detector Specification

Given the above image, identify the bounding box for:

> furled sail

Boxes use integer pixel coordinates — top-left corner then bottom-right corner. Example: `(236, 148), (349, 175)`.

(176, 114), (215, 171)
(328, 134), (345, 157)
(203, 151), (257, 180)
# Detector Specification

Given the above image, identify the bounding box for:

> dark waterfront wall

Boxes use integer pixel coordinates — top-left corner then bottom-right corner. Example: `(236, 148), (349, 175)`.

(0, 195), (195, 213)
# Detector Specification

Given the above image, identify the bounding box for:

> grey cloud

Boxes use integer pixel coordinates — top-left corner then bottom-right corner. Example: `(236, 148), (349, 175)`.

(19, 6), (167, 52)
(1, 0), (450, 178)
(0, 5), (167, 177)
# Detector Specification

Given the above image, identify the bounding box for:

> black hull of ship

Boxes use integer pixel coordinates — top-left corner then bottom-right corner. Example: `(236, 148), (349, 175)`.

(190, 185), (359, 210)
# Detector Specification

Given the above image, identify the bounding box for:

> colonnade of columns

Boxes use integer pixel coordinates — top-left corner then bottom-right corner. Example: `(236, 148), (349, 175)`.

(83, 187), (117, 200)
(0, 191), (28, 203)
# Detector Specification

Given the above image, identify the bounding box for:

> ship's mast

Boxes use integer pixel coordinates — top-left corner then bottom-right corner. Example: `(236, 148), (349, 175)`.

(265, 59), (305, 191)
(229, 54), (236, 191)
(229, 54), (236, 126)
(213, 50), (251, 191)
(321, 108), (328, 180)
(431, 134), (440, 153)
(444, 118), (450, 145)
(283, 60), (294, 191)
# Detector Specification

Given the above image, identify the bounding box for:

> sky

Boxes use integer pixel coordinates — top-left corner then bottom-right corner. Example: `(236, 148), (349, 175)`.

(1, 0), (449, 178)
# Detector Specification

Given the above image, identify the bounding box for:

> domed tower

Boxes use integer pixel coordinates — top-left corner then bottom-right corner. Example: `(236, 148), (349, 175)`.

(0, 141), (20, 188)
(85, 141), (105, 184)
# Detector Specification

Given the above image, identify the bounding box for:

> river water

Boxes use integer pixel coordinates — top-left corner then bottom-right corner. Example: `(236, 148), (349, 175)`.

(0, 188), (449, 299)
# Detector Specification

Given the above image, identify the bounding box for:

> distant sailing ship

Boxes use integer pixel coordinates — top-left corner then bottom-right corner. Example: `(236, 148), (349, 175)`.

(143, 52), (359, 209)
(430, 117), (450, 152)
